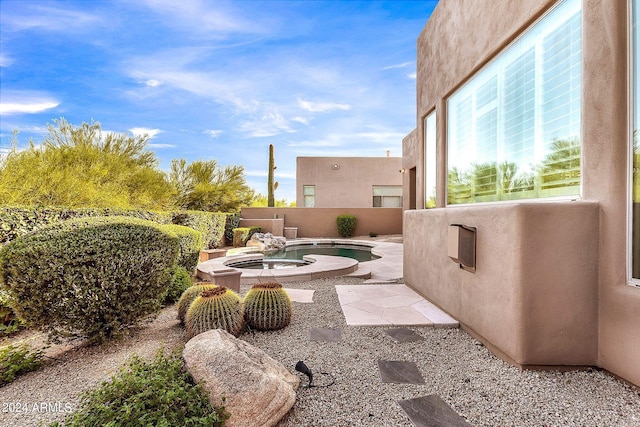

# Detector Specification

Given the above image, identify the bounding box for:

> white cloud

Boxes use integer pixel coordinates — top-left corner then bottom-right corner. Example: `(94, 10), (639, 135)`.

(144, 79), (161, 87)
(0, 91), (61, 115)
(408, 72), (417, 79)
(0, 53), (14, 68)
(129, 68), (254, 111)
(140, 0), (269, 37)
(147, 143), (176, 149)
(239, 110), (294, 138)
(297, 98), (351, 113)
(204, 129), (223, 138)
(291, 116), (310, 125)
(129, 127), (162, 139)
(383, 61), (413, 70)
(0, 102), (59, 115)
(1, 4), (101, 32)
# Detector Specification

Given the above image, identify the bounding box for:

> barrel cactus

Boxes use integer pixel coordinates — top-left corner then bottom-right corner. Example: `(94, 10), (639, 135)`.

(185, 287), (244, 338)
(243, 282), (293, 331)
(177, 283), (218, 325)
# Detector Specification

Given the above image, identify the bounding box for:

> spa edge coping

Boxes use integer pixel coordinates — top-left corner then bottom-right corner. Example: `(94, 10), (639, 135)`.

(196, 239), (402, 285)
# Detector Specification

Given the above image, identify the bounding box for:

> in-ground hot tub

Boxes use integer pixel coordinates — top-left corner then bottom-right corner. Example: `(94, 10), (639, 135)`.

(198, 239), (388, 284)
(264, 241), (380, 263)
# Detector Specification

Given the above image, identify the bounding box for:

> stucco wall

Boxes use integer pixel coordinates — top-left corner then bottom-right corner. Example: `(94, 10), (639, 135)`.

(402, 129), (422, 210)
(581, 0), (640, 386)
(296, 157), (402, 208)
(404, 202), (599, 366)
(404, 0), (640, 385)
(241, 207), (402, 238)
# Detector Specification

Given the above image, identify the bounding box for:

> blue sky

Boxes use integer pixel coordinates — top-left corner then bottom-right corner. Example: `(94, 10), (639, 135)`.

(0, 0), (438, 202)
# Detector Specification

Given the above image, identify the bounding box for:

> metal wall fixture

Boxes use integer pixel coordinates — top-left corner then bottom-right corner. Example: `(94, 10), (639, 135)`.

(447, 224), (477, 273)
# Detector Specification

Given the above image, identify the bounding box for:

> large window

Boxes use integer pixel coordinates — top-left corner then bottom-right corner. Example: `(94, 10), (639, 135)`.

(632, 0), (640, 283)
(447, 0), (581, 204)
(424, 111), (437, 208)
(373, 186), (402, 207)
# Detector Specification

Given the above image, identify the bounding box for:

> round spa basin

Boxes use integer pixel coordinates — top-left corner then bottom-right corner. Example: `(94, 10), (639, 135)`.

(225, 258), (313, 270)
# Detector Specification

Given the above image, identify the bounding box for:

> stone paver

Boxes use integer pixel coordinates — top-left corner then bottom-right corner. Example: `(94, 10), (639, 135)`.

(398, 395), (471, 427)
(378, 360), (425, 384)
(335, 285), (458, 327)
(284, 288), (315, 303)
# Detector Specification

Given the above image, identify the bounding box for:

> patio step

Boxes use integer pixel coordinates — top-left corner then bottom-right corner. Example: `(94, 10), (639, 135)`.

(344, 266), (371, 279)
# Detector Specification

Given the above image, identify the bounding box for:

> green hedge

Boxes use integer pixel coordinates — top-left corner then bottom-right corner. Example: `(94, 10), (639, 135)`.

(159, 224), (203, 271)
(0, 207), (236, 249)
(0, 216), (180, 343)
(172, 210), (229, 249)
(233, 226), (261, 247)
(224, 213), (240, 246)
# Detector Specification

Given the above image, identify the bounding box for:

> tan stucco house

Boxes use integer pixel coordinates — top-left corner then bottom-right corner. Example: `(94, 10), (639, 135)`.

(296, 156), (402, 208)
(402, 0), (639, 387)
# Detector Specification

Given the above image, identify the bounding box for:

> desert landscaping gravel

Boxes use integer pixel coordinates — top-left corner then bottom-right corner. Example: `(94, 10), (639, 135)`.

(1, 276), (639, 426)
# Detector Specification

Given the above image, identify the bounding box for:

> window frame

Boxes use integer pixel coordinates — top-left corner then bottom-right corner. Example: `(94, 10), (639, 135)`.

(424, 110), (437, 208)
(445, 0), (582, 206)
(303, 185), (315, 208)
(629, 0), (640, 286)
(372, 185), (403, 208)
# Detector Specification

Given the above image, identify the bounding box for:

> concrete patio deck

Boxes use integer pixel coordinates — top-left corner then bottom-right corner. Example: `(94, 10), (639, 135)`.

(199, 236), (458, 327)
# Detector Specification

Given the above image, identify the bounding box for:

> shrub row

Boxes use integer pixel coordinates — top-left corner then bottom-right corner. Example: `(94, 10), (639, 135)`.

(0, 206), (236, 249)
(160, 224), (202, 271)
(0, 216), (180, 343)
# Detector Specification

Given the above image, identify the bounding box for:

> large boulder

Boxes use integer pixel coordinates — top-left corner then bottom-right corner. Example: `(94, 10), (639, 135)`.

(183, 329), (299, 427)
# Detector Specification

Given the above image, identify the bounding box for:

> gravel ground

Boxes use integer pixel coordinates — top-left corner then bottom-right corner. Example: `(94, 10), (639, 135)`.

(2, 276), (640, 427)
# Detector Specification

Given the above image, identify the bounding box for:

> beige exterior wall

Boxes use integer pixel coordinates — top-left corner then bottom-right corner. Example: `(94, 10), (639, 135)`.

(296, 157), (402, 208)
(401, 129), (423, 210)
(241, 207), (402, 238)
(404, 0), (640, 386)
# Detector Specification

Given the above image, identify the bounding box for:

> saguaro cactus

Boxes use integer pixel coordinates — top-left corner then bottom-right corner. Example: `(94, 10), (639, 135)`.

(267, 144), (278, 207)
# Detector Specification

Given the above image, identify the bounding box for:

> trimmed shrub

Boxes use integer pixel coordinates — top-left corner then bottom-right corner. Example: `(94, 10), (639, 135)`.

(0, 343), (45, 386)
(163, 266), (195, 305)
(56, 349), (228, 426)
(177, 283), (218, 325)
(171, 211), (228, 249)
(224, 212), (240, 246)
(185, 287), (244, 338)
(0, 216), (179, 343)
(159, 224), (203, 271)
(232, 226), (261, 247)
(337, 214), (357, 237)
